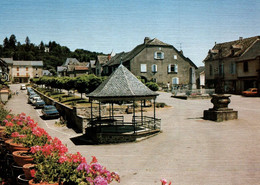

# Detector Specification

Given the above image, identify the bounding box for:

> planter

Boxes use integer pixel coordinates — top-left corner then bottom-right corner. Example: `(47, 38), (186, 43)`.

(11, 163), (24, 180)
(17, 174), (30, 185)
(4, 138), (13, 151)
(5, 139), (30, 152)
(12, 150), (34, 167)
(23, 163), (35, 180)
(28, 179), (59, 185)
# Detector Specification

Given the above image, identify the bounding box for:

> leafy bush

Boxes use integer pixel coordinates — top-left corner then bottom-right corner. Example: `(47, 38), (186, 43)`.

(155, 102), (166, 108)
(145, 82), (159, 91)
(0, 104), (10, 125)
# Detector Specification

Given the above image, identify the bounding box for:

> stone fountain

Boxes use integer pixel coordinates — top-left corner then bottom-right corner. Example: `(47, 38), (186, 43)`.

(203, 94), (238, 122)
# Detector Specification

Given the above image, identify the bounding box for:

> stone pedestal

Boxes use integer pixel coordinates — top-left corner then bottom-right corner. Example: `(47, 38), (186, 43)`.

(203, 94), (238, 122)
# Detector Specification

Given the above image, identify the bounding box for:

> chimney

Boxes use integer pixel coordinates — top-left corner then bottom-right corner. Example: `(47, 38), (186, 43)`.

(239, 37), (243, 41)
(179, 50), (183, 55)
(144, 37), (150, 44)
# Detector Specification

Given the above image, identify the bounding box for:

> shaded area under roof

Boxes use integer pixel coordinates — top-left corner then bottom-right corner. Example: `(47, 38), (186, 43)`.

(87, 64), (158, 101)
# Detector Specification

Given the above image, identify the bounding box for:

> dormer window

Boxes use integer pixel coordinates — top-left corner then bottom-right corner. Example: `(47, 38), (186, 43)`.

(154, 51), (164, 60)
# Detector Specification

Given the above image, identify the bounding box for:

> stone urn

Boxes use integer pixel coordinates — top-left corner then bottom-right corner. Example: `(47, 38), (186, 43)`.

(204, 94), (238, 122)
(211, 94), (231, 111)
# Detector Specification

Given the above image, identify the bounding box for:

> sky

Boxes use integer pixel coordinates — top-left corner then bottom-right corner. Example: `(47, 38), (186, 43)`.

(0, 0), (260, 66)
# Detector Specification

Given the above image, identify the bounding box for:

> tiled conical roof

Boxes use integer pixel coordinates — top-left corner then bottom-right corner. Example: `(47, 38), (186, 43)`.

(87, 64), (158, 100)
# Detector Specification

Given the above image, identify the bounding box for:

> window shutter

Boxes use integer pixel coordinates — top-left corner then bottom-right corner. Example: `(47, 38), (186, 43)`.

(141, 64), (147, 72)
(161, 52), (164, 59)
(168, 64), (171, 73)
(176, 77), (179, 84)
(155, 64), (157, 72)
(154, 52), (157, 59)
(174, 64), (178, 73)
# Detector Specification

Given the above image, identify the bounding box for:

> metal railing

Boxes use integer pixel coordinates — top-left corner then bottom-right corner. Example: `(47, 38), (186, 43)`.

(132, 116), (161, 130)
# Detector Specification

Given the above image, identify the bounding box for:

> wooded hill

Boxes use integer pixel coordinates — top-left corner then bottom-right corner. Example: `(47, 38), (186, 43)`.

(0, 34), (104, 75)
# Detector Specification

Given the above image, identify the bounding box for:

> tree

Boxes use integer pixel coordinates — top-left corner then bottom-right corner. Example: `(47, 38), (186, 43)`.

(9, 34), (17, 49)
(74, 76), (87, 99)
(3, 37), (9, 48)
(25, 36), (30, 46)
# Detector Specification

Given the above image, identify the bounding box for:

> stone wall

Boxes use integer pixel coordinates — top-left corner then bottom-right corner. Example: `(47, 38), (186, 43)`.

(34, 89), (88, 133)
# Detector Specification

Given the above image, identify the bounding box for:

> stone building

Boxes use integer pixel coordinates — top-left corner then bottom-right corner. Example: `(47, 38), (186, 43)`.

(103, 37), (197, 89)
(0, 58), (43, 83)
(57, 58), (89, 77)
(204, 36), (260, 94)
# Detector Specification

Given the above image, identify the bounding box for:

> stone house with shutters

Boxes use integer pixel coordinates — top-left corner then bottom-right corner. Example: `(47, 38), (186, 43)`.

(0, 58), (43, 83)
(103, 37), (197, 89)
(204, 36), (260, 94)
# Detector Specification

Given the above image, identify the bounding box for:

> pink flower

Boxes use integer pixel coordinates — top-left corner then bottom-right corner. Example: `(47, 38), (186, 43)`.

(30, 169), (36, 177)
(5, 122), (14, 127)
(161, 178), (172, 185)
(94, 176), (108, 185)
(91, 156), (98, 164)
(30, 145), (42, 153)
(6, 115), (12, 119)
(11, 132), (20, 138)
(77, 163), (90, 173)
(59, 155), (68, 164)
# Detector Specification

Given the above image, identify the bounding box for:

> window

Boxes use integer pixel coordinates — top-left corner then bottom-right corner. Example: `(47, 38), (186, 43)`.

(230, 63), (236, 74)
(36, 68), (38, 71)
(26, 67), (28, 71)
(17, 67), (19, 71)
(140, 64), (147, 73)
(154, 51), (164, 60)
(243, 61), (248, 72)
(209, 64), (213, 76)
(174, 55), (177, 60)
(151, 64), (157, 73)
(168, 64), (178, 73)
(172, 77), (179, 85)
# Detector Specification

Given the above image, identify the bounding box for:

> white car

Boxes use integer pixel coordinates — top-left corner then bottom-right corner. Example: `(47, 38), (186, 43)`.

(31, 96), (41, 105)
(20, 84), (26, 90)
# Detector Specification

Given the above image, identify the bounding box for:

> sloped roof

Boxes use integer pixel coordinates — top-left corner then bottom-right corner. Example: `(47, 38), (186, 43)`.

(238, 39), (260, 61)
(63, 58), (80, 66)
(13, 61), (43, 66)
(204, 36), (260, 61)
(1, 58), (13, 64)
(105, 37), (197, 68)
(87, 64), (158, 100)
(57, 66), (67, 72)
(97, 55), (108, 65)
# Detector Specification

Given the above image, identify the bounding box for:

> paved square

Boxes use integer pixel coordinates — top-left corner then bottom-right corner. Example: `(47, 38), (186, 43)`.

(5, 84), (260, 185)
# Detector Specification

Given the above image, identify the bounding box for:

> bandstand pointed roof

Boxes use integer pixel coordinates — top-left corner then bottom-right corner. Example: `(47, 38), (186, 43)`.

(87, 64), (158, 101)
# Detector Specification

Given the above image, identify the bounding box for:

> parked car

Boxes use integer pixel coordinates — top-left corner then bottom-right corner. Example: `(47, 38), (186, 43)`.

(31, 96), (42, 105)
(33, 99), (45, 108)
(20, 84), (26, 90)
(242, 88), (258, 97)
(41, 105), (60, 119)
(28, 94), (40, 104)
(27, 87), (34, 95)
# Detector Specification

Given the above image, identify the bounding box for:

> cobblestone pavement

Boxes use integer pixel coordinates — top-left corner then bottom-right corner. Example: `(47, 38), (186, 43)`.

(5, 84), (260, 185)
